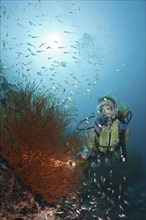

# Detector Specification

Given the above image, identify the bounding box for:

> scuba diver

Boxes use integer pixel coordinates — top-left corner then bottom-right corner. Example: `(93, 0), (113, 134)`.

(77, 95), (132, 168)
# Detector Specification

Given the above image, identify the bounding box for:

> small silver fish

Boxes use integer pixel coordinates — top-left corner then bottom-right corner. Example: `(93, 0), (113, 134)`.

(30, 35), (39, 38)
(119, 204), (124, 211)
(46, 46), (52, 49)
(123, 176), (126, 182)
(118, 194), (121, 200)
(27, 42), (36, 47)
(76, 210), (80, 215)
(122, 63), (128, 67)
(110, 199), (115, 206)
(56, 211), (64, 214)
(106, 208), (112, 215)
(124, 199), (130, 206)
(119, 213), (127, 218)
(58, 46), (65, 49)
(36, 50), (45, 53)
(81, 206), (88, 210)
(0, 65), (9, 69)
(64, 30), (73, 34)
(119, 183), (122, 193)
(102, 192), (106, 198)
(109, 170), (113, 179)
(115, 68), (121, 72)
(29, 21), (36, 26)
(86, 88), (91, 93)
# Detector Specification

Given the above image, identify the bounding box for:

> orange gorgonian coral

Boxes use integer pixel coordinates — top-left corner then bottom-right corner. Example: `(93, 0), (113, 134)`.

(0, 83), (83, 204)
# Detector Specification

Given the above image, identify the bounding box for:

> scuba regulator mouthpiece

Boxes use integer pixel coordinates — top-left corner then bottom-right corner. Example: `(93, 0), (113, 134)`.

(107, 116), (113, 126)
(103, 116), (113, 127)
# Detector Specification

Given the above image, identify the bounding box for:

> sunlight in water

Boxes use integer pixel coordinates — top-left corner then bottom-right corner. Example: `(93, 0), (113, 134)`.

(40, 31), (65, 55)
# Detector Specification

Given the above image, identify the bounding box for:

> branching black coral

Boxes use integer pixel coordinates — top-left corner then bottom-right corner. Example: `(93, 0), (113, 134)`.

(0, 83), (83, 204)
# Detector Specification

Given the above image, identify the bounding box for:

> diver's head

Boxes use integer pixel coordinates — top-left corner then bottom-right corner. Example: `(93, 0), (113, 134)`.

(98, 96), (117, 118)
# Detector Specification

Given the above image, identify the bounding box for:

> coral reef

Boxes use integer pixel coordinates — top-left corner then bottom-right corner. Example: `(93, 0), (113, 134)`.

(0, 82), (83, 205)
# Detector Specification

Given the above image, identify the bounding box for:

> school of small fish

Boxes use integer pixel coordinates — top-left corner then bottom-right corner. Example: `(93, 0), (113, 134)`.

(0, 0), (130, 120)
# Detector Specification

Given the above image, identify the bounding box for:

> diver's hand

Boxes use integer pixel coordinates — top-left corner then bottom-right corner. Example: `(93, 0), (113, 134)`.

(81, 152), (89, 159)
(80, 145), (90, 159)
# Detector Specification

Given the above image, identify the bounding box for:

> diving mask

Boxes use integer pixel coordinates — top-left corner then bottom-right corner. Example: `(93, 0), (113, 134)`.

(98, 99), (116, 118)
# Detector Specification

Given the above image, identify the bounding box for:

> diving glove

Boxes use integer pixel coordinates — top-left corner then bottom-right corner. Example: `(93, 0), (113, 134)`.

(80, 145), (90, 159)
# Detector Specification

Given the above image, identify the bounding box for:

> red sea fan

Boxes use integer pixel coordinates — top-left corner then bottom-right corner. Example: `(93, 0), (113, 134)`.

(0, 83), (83, 204)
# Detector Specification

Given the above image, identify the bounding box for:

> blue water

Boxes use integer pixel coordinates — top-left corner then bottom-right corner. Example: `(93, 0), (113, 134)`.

(0, 0), (145, 217)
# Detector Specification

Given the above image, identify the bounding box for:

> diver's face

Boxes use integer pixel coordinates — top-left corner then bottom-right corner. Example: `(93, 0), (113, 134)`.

(100, 104), (116, 118)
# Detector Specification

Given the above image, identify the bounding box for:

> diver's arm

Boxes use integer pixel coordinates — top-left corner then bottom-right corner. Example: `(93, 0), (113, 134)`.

(87, 128), (97, 153)
(118, 118), (128, 162)
(119, 130), (127, 162)
(80, 129), (96, 159)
